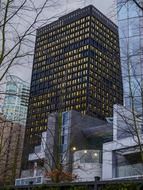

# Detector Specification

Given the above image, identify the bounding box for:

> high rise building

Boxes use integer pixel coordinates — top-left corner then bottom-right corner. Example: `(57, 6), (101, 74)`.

(117, 0), (143, 112)
(23, 5), (123, 171)
(2, 75), (30, 125)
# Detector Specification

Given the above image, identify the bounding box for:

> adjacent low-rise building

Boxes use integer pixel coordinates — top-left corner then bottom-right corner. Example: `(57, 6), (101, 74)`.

(0, 113), (25, 185)
(102, 104), (143, 180)
(16, 110), (111, 186)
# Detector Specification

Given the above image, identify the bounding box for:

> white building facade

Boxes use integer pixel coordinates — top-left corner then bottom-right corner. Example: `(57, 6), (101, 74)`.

(16, 110), (105, 185)
(73, 150), (102, 181)
(102, 104), (143, 180)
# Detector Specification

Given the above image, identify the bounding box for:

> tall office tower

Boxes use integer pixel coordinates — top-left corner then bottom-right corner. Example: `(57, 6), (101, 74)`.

(23, 5), (123, 169)
(117, 0), (143, 113)
(2, 75), (30, 125)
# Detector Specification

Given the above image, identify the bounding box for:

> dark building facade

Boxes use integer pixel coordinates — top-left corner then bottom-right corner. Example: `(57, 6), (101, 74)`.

(22, 5), (123, 169)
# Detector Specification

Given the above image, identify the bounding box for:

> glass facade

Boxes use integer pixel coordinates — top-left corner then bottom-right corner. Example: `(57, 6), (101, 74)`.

(22, 5), (123, 170)
(113, 147), (143, 177)
(2, 75), (30, 125)
(117, 0), (143, 113)
(61, 112), (70, 164)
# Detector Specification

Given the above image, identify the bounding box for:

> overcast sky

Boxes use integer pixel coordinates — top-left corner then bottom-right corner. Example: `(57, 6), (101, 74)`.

(10, 0), (116, 84)
(59, 0), (116, 20)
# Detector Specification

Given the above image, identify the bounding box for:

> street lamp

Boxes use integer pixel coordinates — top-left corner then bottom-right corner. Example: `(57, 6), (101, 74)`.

(72, 147), (76, 151)
(94, 152), (98, 157)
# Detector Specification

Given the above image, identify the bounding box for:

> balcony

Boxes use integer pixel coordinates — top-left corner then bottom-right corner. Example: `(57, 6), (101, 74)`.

(114, 149), (143, 178)
(117, 163), (143, 178)
(15, 176), (44, 186)
(16, 168), (47, 186)
(21, 168), (44, 178)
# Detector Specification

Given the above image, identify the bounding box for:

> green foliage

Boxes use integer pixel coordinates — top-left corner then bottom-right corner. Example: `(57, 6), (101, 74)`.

(32, 186), (60, 190)
(0, 186), (15, 190)
(100, 183), (139, 190)
(31, 185), (89, 190)
(66, 186), (88, 190)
